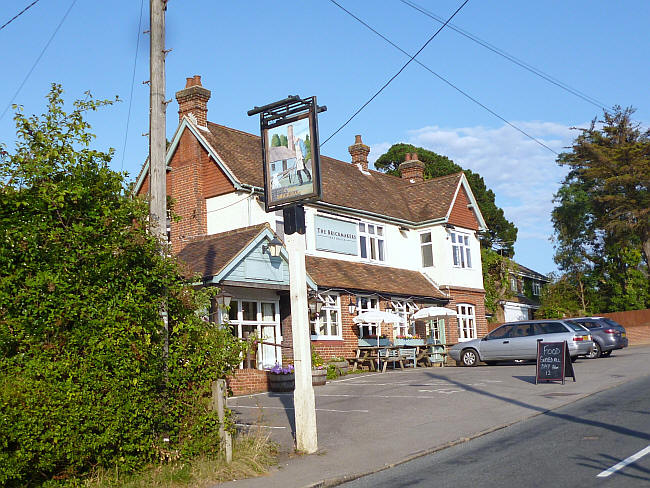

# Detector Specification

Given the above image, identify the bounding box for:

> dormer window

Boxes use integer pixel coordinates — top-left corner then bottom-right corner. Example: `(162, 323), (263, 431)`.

(359, 222), (385, 262)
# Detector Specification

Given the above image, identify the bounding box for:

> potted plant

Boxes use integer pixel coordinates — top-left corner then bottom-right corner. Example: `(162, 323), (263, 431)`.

(311, 350), (327, 386)
(267, 363), (294, 392)
(327, 356), (349, 376)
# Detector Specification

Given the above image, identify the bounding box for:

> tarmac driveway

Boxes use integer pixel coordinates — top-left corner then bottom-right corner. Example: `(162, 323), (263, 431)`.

(224, 346), (650, 488)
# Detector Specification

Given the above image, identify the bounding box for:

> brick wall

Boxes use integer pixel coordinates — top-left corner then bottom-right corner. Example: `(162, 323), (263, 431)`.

(227, 368), (270, 396)
(448, 186), (479, 231)
(446, 287), (488, 343)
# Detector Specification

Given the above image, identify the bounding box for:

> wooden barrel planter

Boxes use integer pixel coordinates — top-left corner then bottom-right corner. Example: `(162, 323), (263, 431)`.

(329, 360), (349, 376)
(268, 372), (295, 392)
(312, 368), (327, 386)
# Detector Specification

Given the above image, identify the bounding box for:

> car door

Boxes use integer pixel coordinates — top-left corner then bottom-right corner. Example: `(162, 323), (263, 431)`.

(479, 325), (514, 360)
(533, 322), (570, 351)
(507, 323), (537, 359)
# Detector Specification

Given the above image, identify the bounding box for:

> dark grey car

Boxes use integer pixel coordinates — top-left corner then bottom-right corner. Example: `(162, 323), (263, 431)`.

(566, 317), (628, 359)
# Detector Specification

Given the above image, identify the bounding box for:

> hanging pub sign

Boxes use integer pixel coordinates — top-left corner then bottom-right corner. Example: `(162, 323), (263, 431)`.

(248, 96), (325, 213)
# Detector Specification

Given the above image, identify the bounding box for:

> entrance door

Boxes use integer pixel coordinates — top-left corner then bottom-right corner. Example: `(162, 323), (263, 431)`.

(427, 318), (447, 362)
(260, 302), (280, 368)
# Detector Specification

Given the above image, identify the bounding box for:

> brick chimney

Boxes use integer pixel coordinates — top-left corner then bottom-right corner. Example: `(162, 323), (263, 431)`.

(348, 134), (370, 172)
(399, 152), (425, 183)
(175, 75), (211, 128)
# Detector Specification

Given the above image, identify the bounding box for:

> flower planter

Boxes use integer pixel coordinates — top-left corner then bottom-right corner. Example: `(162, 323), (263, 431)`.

(329, 360), (349, 376)
(394, 338), (425, 346)
(358, 338), (390, 347)
(312, 368), (327, 386)
(268, 372), (295, 392)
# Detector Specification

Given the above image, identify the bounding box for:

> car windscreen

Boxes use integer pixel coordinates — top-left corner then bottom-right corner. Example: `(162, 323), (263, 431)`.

(486, 325), (512, 340)
(564, 321), (588, 332)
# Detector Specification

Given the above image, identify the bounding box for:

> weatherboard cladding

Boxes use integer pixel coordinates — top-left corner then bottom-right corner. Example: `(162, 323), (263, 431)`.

(176, 224), (268, 279)
(203, 122), (465, 224)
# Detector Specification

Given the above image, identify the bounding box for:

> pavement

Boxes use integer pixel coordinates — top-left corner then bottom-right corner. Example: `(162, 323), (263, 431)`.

(219, 345), (650, 488)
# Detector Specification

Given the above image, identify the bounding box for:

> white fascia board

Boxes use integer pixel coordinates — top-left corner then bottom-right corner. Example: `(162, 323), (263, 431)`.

(445, 174), (488, 231)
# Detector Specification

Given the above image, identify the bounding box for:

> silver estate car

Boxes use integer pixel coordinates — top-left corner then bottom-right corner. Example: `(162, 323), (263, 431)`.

(449, 319), (593, 367)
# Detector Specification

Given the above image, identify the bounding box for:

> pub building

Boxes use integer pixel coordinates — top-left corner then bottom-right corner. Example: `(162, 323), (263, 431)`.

(135, 76), (489, 394)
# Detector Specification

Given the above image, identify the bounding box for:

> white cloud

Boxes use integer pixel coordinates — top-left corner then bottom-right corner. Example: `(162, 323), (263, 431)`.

(373, 121), (579, 271)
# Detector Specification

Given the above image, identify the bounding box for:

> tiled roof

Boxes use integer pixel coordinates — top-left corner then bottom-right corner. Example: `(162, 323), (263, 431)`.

(176, 224), (267, 279)
(204, 122), (463, 223)
(507, 294), (541, 307)
(305, 256), (448, 300)
(513, 262), (549, 282)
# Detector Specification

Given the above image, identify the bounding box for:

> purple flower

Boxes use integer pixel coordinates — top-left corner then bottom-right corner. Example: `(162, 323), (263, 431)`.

(268, 363), (294, 374)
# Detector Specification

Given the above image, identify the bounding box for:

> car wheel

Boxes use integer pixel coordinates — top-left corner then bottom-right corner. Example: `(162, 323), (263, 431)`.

(460, 349), (479, 367)
(601, 350), (612, 358)
(586, 342), (602, 359)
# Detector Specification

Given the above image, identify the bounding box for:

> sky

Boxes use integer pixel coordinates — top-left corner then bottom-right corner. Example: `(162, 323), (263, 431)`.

(1, 0), (648, 275)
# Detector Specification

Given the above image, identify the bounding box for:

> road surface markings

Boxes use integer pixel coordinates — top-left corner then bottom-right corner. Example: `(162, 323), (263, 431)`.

(231, 404), (369, 413)
(317, 393), (452, 399)
(597, 445), (650, 478)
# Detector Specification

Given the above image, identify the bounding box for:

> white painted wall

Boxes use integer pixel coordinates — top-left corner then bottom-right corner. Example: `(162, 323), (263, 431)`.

(205, 194), (484, 292)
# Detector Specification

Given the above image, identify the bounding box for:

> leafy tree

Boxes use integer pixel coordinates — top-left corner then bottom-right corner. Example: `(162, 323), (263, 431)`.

(375, 144), (518, 255)
(552, 106), (650, 312)
(279, 134), (288, 147)
(271, 133), (281, 147)
(481, 248), (515, 321)
(536, 273), (587, 319)
(0, 85), (248, 486)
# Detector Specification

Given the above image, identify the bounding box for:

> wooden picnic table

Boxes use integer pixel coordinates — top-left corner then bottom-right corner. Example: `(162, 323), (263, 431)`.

(351, 345), (417, 373)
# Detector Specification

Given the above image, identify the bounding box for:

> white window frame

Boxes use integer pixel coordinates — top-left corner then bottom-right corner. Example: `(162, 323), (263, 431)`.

(356, 295), (380, 337)
(223, 298), (282, 369)
(358, 221), (386, 263)
(310, 293), (342, 340)
(456, 303), (477, 342)
(510, 277), (518, 292)
(420, 231), (433, 268)
(450, 230), (472, 268)
(390, 299), (414, 337)
(533, 282), (541, 296)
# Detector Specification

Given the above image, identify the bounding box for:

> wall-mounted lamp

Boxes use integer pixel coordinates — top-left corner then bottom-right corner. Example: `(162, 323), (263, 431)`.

(262, 237), (283, 257)
(215, 290), (233, 309)
(348, 297), (356, 315)
(308, 300), (323, 319)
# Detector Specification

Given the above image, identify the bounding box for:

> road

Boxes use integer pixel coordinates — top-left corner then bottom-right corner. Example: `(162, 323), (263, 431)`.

(340, 374), (650, 488)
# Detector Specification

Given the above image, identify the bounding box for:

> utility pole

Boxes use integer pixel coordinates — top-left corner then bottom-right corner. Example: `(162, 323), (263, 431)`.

(149, 0), (168, 364)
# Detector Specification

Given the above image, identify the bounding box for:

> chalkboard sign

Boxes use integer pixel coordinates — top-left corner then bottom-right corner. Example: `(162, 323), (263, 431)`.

(536, 341), (576, 384)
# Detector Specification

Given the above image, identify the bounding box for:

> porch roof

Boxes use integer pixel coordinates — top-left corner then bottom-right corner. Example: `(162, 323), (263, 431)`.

(305, 256), (448, 301)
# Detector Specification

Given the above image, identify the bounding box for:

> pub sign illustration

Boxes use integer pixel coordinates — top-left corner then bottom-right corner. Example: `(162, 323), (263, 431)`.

(266, 116), (314, 203)
(250, 95), (323, 212)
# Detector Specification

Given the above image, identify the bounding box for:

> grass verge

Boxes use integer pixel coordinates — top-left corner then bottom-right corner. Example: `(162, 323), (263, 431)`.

(85, 429), (278, 488)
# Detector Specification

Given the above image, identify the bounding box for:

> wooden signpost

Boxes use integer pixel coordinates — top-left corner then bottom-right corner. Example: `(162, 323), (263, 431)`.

(536, 341), (576, 384)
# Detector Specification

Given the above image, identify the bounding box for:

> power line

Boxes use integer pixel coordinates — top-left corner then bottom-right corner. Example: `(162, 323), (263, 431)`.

(0, 0), (41, 32)
(0, 0), (78, 122)
(121, 0), (145, 171)
(328, 0), (558, 155)
(321, 0), (471, 147)
(400, 0), (610, 111)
